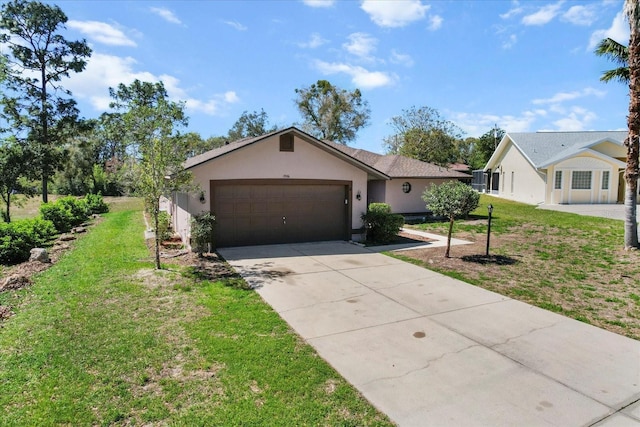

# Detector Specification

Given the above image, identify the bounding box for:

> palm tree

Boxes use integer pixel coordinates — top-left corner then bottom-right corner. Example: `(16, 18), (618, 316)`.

(624, 0), (640, 249)
(595, 37), (630, 83)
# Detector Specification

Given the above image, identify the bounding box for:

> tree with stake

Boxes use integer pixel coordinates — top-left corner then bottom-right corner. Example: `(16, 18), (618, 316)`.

(0, 0), (91, 203)
(110, 80), (193, 269)
(422, 181), (479, 258)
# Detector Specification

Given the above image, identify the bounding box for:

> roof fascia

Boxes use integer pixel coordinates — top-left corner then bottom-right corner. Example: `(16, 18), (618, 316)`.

(539, 147), (627, 169)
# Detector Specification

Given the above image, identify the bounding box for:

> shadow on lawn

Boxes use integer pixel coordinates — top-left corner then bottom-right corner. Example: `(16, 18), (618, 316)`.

(461, 254), (518, 265)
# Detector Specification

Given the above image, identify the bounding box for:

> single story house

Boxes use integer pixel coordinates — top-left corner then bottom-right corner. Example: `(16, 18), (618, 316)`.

(170, 126), (470, 248)
(483, 131), (631, 205)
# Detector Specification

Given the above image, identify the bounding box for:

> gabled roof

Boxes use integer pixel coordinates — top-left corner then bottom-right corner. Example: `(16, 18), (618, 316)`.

(183, 126), (389, 180)
(323, 140), (472, 179)
(485, 131), (627, 171)
(184, 126), (471, 180)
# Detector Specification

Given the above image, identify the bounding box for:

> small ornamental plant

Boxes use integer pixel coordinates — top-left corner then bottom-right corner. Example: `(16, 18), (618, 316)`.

(422, 181), (479, 257)
(191, 211), (216, 256)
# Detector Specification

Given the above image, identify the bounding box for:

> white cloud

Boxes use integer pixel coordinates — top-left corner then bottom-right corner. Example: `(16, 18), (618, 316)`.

(65, 53), (238, 116)
(224, 20), (248, 31)
(298, 33), (328, 49)
(302, 0), (335, 7)
(389, 50), (414, 67)
(453, 110), (545, 136)
(427, 15), (443, 31)
(313, 60), (395, 89)
(149, 7), (182, 25)
(561, 5), (597, 26)
(67, 20), (136, 47)
(552, 107), (597, 131)
(589, 11), (628, 50)
(532, 87), (606, 105)
(343, 33), (377, 58)
(500, 1), (524, 20)
(361, 0), (430, 28)
(502, 34), (517, 49)
(522, 1), (564, 26)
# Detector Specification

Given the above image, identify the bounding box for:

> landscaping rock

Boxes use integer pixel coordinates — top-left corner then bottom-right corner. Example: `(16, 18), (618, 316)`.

(29, 248), (50, 263)
(59, 234), (76, 242)
(0, 274), (31, 291)
(72, 226), (87, 234)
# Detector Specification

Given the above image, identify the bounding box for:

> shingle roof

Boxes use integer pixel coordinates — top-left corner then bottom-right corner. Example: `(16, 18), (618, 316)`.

(506, 131), (627, 168)
(323, 140), (471, 179)
(184, 126), (470, 180)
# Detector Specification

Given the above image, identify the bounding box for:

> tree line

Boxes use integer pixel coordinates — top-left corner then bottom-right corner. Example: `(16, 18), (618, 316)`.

(0, 0), (501, 226)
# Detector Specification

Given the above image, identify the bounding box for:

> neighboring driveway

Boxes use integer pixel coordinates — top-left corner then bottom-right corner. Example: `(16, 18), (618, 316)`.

(537, 203), (640, 221)
(219, 242), (640, 426)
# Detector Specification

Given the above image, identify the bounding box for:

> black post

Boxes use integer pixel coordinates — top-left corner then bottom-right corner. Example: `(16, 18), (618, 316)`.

(486, 204), (493, 256)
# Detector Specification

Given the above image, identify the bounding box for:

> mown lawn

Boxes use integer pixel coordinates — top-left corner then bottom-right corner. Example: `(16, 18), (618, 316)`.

(0, 199), (391, 426)
(398, 195), (640, 340)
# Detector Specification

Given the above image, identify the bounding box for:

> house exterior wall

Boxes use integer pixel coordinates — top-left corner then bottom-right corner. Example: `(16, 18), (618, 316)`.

(367, 180), (386, 205)
(384, 178), (452, 213)
(547, 154), (621, 204)
(492, 143), (546, 204)
(172, 134), (370, 243)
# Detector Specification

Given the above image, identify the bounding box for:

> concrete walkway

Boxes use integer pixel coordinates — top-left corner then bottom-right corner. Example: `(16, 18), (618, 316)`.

(219, 242), (640, 427)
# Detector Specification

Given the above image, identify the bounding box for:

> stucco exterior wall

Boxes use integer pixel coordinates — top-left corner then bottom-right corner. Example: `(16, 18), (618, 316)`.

(367, 180), (386, 205)
(172, 134), (371, 243)
(547, 154), (621, 204)
(493, 143), (546, 204)
(383, 178), (452, 213)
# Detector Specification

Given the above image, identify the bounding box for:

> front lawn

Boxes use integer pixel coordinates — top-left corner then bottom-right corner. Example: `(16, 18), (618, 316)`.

(0, 199), (392, 426)
(396, 195), (640, 340)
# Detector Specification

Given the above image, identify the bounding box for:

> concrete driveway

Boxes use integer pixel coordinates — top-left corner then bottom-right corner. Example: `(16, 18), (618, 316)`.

(219, 242), (640, 426)
(537, 203), (640, 221)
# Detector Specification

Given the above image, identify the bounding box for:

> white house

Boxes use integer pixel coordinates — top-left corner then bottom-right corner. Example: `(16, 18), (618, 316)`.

(484, 131), (630, 205)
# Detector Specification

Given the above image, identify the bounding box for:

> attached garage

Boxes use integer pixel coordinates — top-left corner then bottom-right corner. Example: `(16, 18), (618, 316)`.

(171, 127), (386, 249)
(211, 179), (350, 247)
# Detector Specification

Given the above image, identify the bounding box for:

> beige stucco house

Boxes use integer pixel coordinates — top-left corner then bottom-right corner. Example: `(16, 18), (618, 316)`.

(483, 131), (629, 205)
(171, 127), (470, 248)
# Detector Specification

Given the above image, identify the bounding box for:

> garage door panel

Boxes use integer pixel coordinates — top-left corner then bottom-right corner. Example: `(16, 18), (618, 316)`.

(212, 181), (348, 247)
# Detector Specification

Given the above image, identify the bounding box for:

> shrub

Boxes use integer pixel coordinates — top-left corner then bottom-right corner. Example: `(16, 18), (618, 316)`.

(157, 211), (172, 242)
(57, 196), (90, 226)
(361, 203), (404, 244)
(191, 211), (216, 255)
(40, 202), (74, 233)
(40, 196), (90, 233)
(0, 218), (56, 264)
(84, 193), (109, 214)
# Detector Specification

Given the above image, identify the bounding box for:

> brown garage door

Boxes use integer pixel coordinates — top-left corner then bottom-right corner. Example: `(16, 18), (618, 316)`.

(211, 180), (350, 247)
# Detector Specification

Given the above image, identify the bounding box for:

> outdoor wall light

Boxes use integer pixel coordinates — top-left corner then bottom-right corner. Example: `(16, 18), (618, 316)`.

(199, 191), (206, 204)
(356, 190), (362, 201)
(402, 182), (412, 193)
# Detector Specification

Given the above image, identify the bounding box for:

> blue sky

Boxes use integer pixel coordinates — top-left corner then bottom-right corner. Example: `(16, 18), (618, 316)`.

(51, 0), (630, 154)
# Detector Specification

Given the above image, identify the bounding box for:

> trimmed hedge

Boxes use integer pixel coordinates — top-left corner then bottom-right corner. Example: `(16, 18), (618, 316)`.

(361, 203), (404, 244)
(0, 218), (56, 264)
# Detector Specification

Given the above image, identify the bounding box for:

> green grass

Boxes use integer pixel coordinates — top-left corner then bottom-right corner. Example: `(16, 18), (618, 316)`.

(0, 199), (391, 426)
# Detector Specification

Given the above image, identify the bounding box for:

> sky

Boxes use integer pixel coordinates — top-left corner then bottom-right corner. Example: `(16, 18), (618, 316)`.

(36, 0), (631, 154)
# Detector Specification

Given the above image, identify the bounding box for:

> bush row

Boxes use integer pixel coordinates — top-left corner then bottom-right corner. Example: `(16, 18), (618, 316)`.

(40, 194), (108, 234)
(0, 194), (110, 265)
(0, 218), (56, 264)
